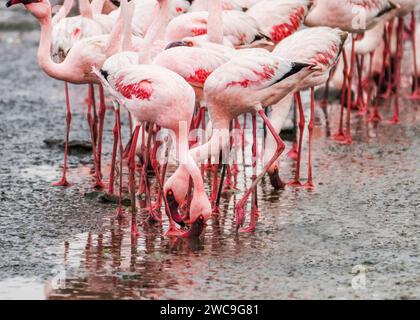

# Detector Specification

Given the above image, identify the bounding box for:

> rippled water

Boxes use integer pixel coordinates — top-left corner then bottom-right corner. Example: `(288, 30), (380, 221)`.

(0, 25), (419, 299)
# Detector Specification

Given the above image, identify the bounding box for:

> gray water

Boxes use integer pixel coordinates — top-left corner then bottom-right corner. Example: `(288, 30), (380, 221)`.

(0, 11), (419, 300)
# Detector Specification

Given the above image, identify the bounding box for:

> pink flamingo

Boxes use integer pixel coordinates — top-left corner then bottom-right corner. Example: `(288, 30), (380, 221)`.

(264, 27), (348, 190)
(305, 0), (398, 144)
(7, 0), (124, 188)
(246, 0), (312, 43)
(94, 64), (212, 238)
(167, 51), (315, 233)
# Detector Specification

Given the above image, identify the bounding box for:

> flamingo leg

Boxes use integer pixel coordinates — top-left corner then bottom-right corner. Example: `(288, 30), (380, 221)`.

(53, 81), (72, 187)
(304, 88), (315, 189)
(97, 85), (107, 178)
(343, 36), (356, 145)
(237, 107), (285, 232)
(389, 17), (404, 124)
(89, 84), (98, 146)
(288, 92), (304, 187)
(108, 105), (119, 195)
(366, 52), (374, 118)
(356, 54), (366, 115)
(321, 71), (331, 137)
(114, 106), (126, 219)
(332, 50), (348, 141)
(409, 12), (420, 99)
(287, 102), (299, 160)
(241, 113), (259, 232)
(127, 125), (141, 237)
(87, 89), (104, 189)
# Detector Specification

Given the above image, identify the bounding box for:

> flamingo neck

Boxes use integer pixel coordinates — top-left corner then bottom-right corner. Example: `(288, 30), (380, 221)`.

(190, 116), (231, 164)
(79, 0), (93, 18)
(207, 0), (224, 44)
(90, 0), (105, 15)
(121, 0), (135, 51)
(138, 0), (171, 63)
(38, 15), (67, 81)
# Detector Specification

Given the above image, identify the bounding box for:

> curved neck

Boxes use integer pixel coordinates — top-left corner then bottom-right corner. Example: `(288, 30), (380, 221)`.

(90, 0), (105, 14)
(121, 0), (134, 51)
(207, 0), (224, 44)
(79, 0), (93, 18)
(138, 0), (171, 63)
(38, 16), (67, 81)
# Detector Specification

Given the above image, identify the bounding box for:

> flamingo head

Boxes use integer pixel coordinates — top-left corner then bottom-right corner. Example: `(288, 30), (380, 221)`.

(187, 192), (211, 226)
(6, 0), (51, 20)
(163, 168), (190, 227)
(182, 215), (205, 239)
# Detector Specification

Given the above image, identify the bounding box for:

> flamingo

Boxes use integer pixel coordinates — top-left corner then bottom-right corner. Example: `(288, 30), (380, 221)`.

(190, 0), (243, 12)
(246, 0), (312, 43)
(164, 0), (262, 46)
(51, 0), (117, 59)
(165, 51), (315, 233)
(304, 0), (398, 144)
(263, 27), (348, 190)
(94, 64), (212, 238)
(6, 0), (124, 188)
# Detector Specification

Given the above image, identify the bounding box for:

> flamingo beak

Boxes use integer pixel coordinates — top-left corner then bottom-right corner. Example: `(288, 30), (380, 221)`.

(182, 215), (205, 238)
(6, 0), (38, 7)
(165, 41), (190, 50)
(269, 167), (285, 190)
(166, 190), (186, 227)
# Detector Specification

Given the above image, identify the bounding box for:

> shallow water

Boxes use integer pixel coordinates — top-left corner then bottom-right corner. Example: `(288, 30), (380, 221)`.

(0, 26), (419, 299)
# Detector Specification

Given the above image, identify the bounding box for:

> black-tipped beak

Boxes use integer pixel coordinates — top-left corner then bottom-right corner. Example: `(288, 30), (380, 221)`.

(183, 215), (205, 238)
(269, 168), (285, 190)
(6, 0), (36, 7)
(165, 41), (190, 50)
(100, 69), (109, 81)
(166, 191), (186, 227)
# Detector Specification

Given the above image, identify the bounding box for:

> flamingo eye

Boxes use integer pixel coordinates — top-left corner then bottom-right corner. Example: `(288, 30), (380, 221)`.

(188, 41), (193, 47)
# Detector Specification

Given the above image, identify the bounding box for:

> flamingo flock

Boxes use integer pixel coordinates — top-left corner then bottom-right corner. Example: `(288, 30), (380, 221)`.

(6, 0), (419, 237)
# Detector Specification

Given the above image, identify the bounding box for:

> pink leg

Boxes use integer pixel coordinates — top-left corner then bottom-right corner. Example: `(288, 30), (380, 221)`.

(382, 20), (395, 98)
(237, 108), (286, 232)
(409, 12), (420, 99)
(288, 92), (304, 187)
(356, 54), (366, 115)
(389, 17), (403, 124)
(342, 37), (356, 145)
(108, 108), (118, 195)
(240, 113), (259, 232)
(332, 50), (348, 142)
(365, 52), (374, 118)
(87, 88), (104, 189)
(114, 107), (126, 219)
(53, 82), (72, 187)
(304, 88), (315, 189)
(287, 101), (298, 160)
(127, 125), (141, 237)
(97, 85), (107, 178)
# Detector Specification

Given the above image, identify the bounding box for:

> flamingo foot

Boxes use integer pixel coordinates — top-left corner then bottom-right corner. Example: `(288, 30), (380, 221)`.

(93, 179), (105, 189)
(287, 180), (302, 187)
(239, 225), (256, 233)
(52, 177), (71, 187)
(387, 116), (399, 125)
(303, 181), (315, 189)
(147, 203), (162, 223)
(164, 224), (184, 237)
(337, 136), (352, 145)
(368, 112), (382, 123)
(407, 92), (420, 100)
(331, 132), (346, 142)
(239, 207), (258, 233)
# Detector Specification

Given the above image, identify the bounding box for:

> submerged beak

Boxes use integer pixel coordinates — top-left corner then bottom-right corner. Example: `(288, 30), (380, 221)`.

(165, 41), (190, 50)
(166, 190), (186, 227)
(182, 215), (205, 238)
(269, 167), (285, 190)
